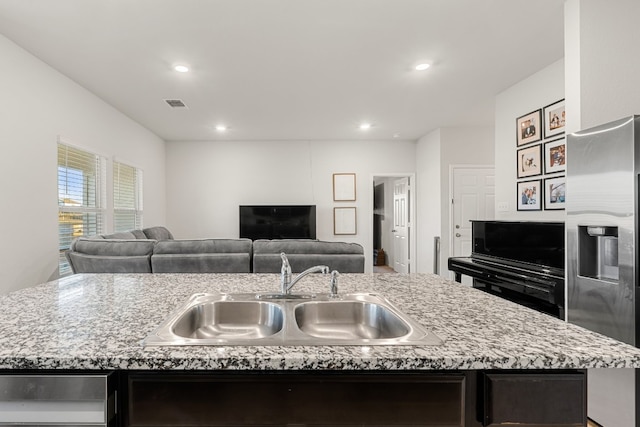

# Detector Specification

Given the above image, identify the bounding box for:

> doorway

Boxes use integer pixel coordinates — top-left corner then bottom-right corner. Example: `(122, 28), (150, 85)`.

(449, 165), (495, 283)
(372, 174), (416, 273)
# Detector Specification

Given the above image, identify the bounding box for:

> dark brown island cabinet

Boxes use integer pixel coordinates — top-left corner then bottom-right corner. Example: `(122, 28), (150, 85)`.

(124, 370), (586, 427)
(0, 369), (584, 427)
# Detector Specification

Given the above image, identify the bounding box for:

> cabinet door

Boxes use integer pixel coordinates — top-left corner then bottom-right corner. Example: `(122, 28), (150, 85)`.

(483, 372), (586, 426)
(126, 372), (466, 426)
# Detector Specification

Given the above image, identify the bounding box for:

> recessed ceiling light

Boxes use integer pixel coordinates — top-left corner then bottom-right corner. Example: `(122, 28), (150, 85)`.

(215, 125), (227, 132)
(359, 123), (372, 130)
(415, 63), (430, 71)
(393, 133), (400, 138)
(174, 64), (189, 73)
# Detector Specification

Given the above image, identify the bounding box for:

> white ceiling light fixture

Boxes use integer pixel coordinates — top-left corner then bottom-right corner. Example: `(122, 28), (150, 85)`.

(415, 63), (430, 71)
(173, 64), (189, 73)
(215, 125), (228, 132)
(359, 123), (372, 130)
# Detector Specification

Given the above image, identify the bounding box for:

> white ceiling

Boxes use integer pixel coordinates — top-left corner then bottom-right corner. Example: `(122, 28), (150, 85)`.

(0, 0), (565, 142)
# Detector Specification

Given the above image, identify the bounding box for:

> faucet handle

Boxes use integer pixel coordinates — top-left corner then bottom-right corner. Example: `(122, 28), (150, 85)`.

(280, 252), (291, 270)
(330, 270), (339, 297)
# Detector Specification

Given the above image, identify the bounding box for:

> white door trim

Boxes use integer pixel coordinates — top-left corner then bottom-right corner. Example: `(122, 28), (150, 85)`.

(448, 164), (494, 277)
(370, 173), (416, 273)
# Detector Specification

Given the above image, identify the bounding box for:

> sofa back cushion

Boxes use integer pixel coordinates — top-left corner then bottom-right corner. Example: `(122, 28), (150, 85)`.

(101, 230), (147, 239)
(252, 239), (365, 273)
(143, 226), (174, 240)
(151, 239), (252, 273)
(66, 239), (155, 273)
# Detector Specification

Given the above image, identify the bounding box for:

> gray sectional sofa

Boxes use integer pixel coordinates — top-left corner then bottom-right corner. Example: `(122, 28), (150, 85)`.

(65, 226), (365, 274)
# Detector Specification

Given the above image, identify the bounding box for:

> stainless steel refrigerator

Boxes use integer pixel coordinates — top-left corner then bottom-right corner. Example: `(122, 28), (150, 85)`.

(567, 115), (640, 427)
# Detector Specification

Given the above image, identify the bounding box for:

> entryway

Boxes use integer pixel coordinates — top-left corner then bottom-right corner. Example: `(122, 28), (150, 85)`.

(372, 173), (415, 274)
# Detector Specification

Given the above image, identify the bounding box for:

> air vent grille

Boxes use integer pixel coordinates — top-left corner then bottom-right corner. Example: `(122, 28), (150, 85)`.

(164, 99), (188, 108)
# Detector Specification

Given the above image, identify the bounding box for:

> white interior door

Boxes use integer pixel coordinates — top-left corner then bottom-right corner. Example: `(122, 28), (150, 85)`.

(393, 177), (410, 273)
(451, 167), (495, 283)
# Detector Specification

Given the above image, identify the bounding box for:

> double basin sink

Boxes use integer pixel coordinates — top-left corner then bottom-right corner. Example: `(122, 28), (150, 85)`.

(144, 292), (443, 346)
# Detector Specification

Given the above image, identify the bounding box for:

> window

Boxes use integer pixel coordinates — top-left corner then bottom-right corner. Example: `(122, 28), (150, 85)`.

(58, 143), (106, 276)
(113, 161), (143, 232)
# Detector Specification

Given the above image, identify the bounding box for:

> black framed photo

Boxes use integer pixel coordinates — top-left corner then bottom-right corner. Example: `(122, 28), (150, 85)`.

(516, 109), (542, 146)
(543, 99), (565, 138)
(544, 137), (566, 174)
(517, 179), (542, 211)
(544, 176), (565, 210)
(517, 144), (542, 178)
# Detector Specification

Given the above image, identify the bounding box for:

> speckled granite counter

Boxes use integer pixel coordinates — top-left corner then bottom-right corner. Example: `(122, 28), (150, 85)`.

(0, 272), (639, 371)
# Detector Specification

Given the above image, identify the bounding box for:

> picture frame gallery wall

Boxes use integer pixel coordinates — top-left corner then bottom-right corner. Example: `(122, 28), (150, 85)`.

(515, 99), (566, 211)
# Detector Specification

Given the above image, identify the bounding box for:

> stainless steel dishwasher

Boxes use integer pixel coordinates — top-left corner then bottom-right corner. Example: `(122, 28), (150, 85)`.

(0, 374), (116, 426)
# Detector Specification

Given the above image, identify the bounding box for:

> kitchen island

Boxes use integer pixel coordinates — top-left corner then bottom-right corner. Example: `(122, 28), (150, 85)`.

(1, 273), (639, 426)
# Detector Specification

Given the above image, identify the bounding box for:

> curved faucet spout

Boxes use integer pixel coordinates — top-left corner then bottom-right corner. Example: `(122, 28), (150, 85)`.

(280, 252), (329, 294)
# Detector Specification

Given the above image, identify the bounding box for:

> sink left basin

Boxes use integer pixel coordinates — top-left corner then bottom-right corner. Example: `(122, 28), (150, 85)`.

(144, 293), (285, 346)
(173, 300), (284, 339)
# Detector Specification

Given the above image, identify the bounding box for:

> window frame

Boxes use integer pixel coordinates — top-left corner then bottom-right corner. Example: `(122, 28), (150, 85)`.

(57, 139), (107, 276)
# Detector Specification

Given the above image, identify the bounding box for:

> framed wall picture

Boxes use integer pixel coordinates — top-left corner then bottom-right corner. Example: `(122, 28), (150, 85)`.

(517, 179), (542, 211)
(333, 173), (356, 201)
(544, 137), (566, 174)
(543, 99), (566, 138)
(544, 176), (566, 210)
(334, 207), (357, 235)
(517, 144), (542, 178)
(516, 109), (542, 146)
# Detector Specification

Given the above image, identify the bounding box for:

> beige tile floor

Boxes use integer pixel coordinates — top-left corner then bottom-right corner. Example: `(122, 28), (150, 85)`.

(373, 264), (396, 273)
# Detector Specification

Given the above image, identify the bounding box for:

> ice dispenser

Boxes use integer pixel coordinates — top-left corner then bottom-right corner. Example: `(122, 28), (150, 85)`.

(578, 226), (619, 281)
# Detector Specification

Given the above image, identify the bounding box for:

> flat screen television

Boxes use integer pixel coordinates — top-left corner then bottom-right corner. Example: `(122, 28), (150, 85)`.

(239, 205), (316, 240)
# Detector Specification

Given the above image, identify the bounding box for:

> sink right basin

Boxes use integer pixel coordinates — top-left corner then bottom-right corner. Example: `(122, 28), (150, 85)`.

(294, 300), (411, 340)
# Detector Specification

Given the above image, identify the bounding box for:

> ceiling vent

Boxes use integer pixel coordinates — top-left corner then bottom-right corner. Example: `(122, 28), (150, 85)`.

(164, 99), (188, 108)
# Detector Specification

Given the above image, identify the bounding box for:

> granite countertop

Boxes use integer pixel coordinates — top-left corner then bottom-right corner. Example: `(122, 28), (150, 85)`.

(0, 272), (639, 371)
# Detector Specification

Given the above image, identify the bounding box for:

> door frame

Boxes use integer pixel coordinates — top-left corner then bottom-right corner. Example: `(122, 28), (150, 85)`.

(370, 173), (416, 273)
(448, 164), (494, 278)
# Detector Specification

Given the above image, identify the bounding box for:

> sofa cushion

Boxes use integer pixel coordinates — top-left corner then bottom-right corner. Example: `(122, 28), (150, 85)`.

(252, 239), (365, 273)
(151, 254), (251, 273)
(143, 226), (174, 240)
(252, 239), (364, 255)
(71, 238), (156, 255)
(101, 230), (146, 239)
(153, 238), (252, 254)
(66, 254), (152, 273)
(66, 239), (155, 273)
(151, 239), (252, 273)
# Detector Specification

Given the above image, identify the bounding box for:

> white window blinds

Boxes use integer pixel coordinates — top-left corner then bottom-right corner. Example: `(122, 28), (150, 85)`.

(113, 161), (143, 232)
(58, 143), (106, 276)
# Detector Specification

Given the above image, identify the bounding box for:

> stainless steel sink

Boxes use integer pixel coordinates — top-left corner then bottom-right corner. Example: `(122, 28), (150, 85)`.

(144, 292), (442, 346)
(172, 300), (284, 339)
(294, 301), (411, 340)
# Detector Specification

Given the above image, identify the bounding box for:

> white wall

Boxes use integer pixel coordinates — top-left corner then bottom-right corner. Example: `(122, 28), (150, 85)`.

(0, 34), (166, 294)
(416, 126), (494, 275)
(565, 0), (640, 133)
(416, 129), (441, 274)
(165, 139), (417, 272)
(494, 59), (565, 221)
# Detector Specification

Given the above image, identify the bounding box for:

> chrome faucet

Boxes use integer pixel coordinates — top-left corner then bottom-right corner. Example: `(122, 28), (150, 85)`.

(329, 270), (339, 297)
(280, 252), (329, 294)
